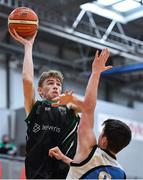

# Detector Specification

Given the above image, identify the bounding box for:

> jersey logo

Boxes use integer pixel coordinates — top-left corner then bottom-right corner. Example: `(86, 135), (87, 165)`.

(42, 125), (61, 133)
(98, 171), (111, 179)
(32, 123), (40, 133)
(45, 107), (51, 111)
(58, 106), (67, 115)
(81, 165), (125, 179)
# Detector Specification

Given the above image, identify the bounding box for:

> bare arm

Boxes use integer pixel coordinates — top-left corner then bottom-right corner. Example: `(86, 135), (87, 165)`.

(78, 49), (111, 152)
(9, 29), (37, 115)
(84, 49), (111, 113)
(49, 146), (73, 165)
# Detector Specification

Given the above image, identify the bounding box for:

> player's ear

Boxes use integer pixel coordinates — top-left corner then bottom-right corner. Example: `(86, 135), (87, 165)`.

(101, 136), (108, 148)
(38, 86), (43, 97)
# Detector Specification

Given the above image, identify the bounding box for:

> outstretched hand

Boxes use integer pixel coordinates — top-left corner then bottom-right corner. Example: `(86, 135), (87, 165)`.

(9, 28), (37, 46)
(49, 146), (63, 160)
(92, 48), (112, 73)
(52, 90), (73, 107)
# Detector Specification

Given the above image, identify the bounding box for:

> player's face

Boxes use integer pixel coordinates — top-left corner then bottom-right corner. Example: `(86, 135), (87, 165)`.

(38, 77), (62, 100)
(3, 135), (9, 143)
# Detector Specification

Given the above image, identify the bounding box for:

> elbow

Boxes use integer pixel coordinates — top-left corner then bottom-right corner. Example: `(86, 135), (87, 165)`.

(23, 72), (33, 83)
(23, 76), (33, 86)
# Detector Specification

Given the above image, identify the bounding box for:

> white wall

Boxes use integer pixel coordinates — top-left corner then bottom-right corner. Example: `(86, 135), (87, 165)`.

(10, 69), (24, 109)
(0, 109), (9, 140)
(134, 101), (143, 111)
(10, 69), (41, 109)
(0, 65), (6, 108)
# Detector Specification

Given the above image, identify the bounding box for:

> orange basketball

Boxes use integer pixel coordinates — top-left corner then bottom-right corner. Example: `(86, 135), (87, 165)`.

(8, 7), (39, 38)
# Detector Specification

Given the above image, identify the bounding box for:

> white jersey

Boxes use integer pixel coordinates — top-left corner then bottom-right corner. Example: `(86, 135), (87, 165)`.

(66, 145), (126, 179)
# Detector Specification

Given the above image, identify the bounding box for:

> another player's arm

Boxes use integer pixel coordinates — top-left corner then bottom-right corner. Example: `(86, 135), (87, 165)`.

(49, 146), (73, 165)
(9, 29), (37, 115)
(78, 49), (111, 150)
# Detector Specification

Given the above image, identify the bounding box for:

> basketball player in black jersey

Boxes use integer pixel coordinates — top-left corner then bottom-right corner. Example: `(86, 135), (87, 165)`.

(49, 49), (132, 179)
(9, 29), (84, 179)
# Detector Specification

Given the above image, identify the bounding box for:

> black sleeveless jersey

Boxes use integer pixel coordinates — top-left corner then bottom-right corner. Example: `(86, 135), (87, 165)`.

(25, 100), (80, 179)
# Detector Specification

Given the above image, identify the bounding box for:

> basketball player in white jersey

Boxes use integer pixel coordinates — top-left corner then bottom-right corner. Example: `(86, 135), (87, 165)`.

(49, 48), (132, 179)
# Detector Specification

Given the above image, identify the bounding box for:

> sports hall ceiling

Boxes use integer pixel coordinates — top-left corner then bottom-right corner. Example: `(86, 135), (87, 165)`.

(0, 0), (143, 101)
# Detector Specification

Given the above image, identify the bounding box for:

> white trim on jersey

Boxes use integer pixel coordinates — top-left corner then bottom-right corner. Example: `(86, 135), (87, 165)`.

(66, 146), (126, 179)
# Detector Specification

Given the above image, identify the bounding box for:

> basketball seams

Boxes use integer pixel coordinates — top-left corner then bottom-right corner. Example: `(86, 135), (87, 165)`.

(8, 19), (38, 25)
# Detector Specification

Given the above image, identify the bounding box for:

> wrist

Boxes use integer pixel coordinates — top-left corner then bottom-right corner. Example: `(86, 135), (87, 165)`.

(71, 94), (76, 104)
(61, 153), (65, 161)
(62, 154), (73, 165)
(92, 71), (101, 77)
(24, 45), (33, 54)
(25, 43), (33, 50)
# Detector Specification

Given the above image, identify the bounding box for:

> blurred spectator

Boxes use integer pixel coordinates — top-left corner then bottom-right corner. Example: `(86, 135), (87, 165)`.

(0, 135), (17, 156)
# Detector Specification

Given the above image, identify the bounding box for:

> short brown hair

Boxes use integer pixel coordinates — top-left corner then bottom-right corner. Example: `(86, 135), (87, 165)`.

(38, 70), (64, 87)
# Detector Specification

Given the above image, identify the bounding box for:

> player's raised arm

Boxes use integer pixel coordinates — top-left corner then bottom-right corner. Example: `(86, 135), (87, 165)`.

(78, 48), (111, 151)
(84, 48), (111, 113)
(9, 29), (37, 115)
